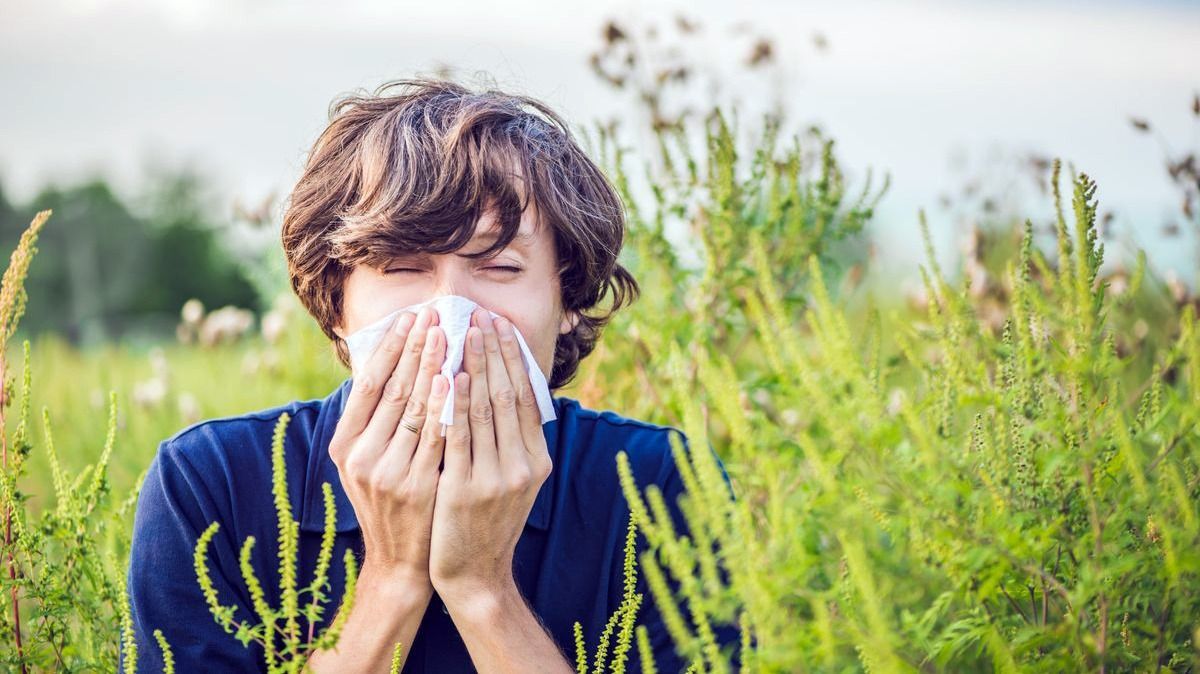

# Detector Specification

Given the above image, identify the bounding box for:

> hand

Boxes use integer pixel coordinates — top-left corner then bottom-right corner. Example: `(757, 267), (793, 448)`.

(429, 307), (553, 606)
(328, 306), (449, 592)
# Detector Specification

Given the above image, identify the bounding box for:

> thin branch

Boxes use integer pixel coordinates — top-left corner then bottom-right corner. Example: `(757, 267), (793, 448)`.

(999, 584), (1031, 624)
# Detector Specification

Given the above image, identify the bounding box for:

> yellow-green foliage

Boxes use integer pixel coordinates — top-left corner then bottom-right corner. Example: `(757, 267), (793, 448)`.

(614, 156), (1200, 672)
(191, 412), (357, 672)
(574, 515), (644, 674)
(151, 629), (174, 674)
(389, 641), (404, 674)
(0, 211), (141, 671)
(1, 93), (1198, 674)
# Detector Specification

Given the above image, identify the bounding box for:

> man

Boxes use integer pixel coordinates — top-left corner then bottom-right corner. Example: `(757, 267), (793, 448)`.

(123, 77), (739, 672)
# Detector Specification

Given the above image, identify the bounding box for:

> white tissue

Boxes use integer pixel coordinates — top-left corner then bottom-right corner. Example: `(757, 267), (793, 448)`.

(344, 295), (557, 435)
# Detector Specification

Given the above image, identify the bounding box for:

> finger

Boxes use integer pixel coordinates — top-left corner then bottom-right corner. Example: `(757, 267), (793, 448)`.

(337, 310), (418, 440)
(493, 315), (541, 453)
(442, 372), (472, 481)
(409, 373), (450, 477)
(464, 323), (499, 479)
(359, 307), (434, 460)
(476, 309), (523, 470)
(391, 320), (445, 462)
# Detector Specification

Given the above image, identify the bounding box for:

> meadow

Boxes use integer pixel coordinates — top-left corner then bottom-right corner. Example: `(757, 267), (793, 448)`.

(0, 101), (1197, 672)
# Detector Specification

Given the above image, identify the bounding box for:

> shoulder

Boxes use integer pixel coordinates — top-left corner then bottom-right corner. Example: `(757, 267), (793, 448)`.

(157, 395), (324, 472)
(553, 396), (693, 494)
(144, 391), (333, 534)
(162, 394), (324, 451)
(552, 396), (733, 504)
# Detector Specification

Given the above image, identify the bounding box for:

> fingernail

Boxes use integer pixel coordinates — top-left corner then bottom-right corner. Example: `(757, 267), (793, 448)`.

(394, 312), (414, 334)
(495, 317), (511, 334)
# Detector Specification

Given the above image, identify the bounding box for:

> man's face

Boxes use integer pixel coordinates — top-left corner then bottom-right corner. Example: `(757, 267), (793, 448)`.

(333, 202), (578, 382)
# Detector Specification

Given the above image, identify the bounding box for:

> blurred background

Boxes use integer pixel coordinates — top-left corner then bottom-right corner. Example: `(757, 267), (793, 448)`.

(0, 0), (1197, 350)
(4, 3), (1199, 668)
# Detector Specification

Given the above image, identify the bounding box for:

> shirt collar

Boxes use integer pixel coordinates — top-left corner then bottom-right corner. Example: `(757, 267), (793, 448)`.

(300, 377), (560, 534)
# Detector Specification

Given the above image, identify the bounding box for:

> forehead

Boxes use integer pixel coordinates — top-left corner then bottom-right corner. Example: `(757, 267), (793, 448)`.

(391, 207), (544, 262)
(464, 195), (545, 250)
(471, 224), (538, 250)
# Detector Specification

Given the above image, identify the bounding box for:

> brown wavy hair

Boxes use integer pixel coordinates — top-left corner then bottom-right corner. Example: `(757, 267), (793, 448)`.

(280, 76), (638, 391)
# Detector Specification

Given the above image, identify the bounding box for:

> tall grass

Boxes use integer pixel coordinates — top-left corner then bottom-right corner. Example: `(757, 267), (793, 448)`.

(611, 155), (1200, 671)
(0, 97), (1196, 672)
(0, 211), (135, 671)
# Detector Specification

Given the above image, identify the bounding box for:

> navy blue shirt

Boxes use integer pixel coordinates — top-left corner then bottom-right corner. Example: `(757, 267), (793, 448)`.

(123, 377), (739, 672)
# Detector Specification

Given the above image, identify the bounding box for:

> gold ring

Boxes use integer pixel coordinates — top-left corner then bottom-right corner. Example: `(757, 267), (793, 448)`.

(400, 419), (421, 435)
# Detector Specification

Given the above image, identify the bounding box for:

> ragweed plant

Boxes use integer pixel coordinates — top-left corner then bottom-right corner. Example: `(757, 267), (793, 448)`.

(0, 210), (145, 672)
(573, 514), (644, 674)
(575, 100), (886, 422)
(192, 411), (357, 672)
(617, 160), (1200, 672)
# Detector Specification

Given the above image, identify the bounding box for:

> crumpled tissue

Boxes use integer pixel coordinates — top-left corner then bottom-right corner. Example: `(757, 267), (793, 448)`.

(344, 294), (556, 435)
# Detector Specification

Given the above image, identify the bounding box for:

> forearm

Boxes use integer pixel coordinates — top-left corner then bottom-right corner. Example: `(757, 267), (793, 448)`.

(442, 580), (574, 674)
(305, 564), (433, 673)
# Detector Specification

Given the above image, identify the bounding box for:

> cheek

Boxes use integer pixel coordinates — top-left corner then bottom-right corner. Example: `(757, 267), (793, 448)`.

(338, 274), (377, 335)
(339, 268), (423, 332)
(487, 307), (559, 372)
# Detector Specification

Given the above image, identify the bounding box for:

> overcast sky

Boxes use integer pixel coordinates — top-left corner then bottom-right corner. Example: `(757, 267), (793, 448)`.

(2, 0), (1197, 289)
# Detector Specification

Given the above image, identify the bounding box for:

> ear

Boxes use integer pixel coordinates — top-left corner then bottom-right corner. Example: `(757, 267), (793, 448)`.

(558, 310), (581, 335)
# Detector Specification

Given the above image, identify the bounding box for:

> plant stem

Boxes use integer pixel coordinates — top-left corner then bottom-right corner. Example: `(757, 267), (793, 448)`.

(1, 352), (28, 674)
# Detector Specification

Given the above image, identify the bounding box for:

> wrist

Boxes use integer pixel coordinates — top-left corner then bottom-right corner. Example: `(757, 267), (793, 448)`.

(359, 561), (434, 606)
(437, 575), (521, 624)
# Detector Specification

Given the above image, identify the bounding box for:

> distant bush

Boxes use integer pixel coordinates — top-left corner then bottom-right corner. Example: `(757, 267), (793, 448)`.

(0, 170), (261, 347)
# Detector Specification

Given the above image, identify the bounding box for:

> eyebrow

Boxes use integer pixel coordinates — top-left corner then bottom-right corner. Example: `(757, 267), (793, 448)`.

(472, 229), (536, 248)
(390, 229), (535, 262)
(450, 229), (536, 257)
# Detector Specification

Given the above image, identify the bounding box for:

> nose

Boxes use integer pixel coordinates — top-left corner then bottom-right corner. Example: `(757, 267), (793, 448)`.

(430, 264), (474, 304)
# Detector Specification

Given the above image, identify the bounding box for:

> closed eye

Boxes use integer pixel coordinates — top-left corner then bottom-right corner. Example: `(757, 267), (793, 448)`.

(385, 266), (523, 274)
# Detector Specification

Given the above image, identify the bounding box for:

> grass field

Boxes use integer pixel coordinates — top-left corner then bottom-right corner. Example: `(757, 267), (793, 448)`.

(1, 114), (1198, 672)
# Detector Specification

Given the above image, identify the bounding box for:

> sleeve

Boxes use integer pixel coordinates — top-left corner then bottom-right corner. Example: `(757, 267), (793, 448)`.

(624, 429), (742, 674)
(120, 439), (267, 673)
